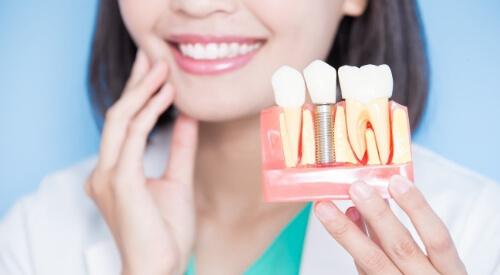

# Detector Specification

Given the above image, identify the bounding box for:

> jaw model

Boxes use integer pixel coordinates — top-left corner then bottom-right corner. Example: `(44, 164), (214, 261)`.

(261, 62), (413, 201)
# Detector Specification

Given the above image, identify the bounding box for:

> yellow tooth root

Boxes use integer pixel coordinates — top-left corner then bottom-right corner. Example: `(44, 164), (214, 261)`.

(334, 106), (357, 164)
(346, 98), (391, 164)
(280, 113), (295, 168)
(301, 109), (315, 165)
(283, 107), (302, 165)
(368, 98), (391, 164)
(366, 128), (381, 165)
(391, 109), (412, 164)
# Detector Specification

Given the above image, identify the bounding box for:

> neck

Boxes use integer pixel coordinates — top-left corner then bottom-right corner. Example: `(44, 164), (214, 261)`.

(194, 114), (269, 220)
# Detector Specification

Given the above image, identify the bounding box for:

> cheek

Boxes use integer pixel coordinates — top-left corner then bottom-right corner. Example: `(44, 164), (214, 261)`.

(250, 0), (344, 64)
(118, 0), (164, 50)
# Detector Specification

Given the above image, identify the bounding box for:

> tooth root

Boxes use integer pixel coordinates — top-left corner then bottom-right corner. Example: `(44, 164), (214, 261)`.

(279, 113), (295, 168)
(346, 99), (368, 161)
(283, 107), (302, 165)
(345, 98), (391, 164)
(366, 128), (381, 165)
(367, 98), (391, 164)
(334, 106), (357, 164)
(391, 109), (412, 164)
(301, 109), (315, 165)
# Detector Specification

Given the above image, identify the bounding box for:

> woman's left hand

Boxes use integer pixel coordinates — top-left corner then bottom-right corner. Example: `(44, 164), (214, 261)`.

(314, 175), (468, 275)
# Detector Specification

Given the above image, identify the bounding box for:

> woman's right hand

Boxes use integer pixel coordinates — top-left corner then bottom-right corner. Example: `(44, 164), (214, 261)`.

(85, 50), (199, 275)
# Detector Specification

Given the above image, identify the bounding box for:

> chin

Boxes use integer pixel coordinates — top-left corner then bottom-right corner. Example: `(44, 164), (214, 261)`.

(173, 97), (258, 123)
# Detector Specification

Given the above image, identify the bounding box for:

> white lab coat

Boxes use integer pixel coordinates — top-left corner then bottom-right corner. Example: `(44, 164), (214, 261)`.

(1, 125), (500, 275)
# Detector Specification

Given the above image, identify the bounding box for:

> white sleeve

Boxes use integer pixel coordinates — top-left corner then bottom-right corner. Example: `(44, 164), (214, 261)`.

(458, 181), (500, 274)
(0, 196), (36, 275)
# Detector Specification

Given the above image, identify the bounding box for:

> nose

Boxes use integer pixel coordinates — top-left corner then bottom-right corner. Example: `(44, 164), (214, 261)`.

(171, 0), (237, 18)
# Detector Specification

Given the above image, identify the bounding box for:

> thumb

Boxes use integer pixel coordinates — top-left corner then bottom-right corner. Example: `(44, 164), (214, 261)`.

(163, 114), (199, 186)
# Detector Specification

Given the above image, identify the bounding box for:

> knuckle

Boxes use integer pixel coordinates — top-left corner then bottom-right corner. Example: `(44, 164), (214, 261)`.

(170, 135), (190, 149)
(392, 236), (418, 259)
(361, 250), (388, 272)
(86, 169), (110, 199)
(428, 228), (453, 253)
(370, 203), (391, 221)
(109, 171), (124, 189)
(84, 178), (93, 198)
(328, 220), (352, 239)
(407, 192), (428, 211)
(105, 106), (121, 122)
(129, 119), (149, 136)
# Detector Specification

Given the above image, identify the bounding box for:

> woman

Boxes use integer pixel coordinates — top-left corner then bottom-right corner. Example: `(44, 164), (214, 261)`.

(1, 0), (499, 274)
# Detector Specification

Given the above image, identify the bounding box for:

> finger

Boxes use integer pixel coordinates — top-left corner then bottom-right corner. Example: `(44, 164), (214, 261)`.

(389, 175), (467, 274)
(115, 84), (175, 178)
(314, 201), (401, 275)
(163, 114), (199, 187)
(349, 181), (438, 275)
(346, 206), (366, 233)
(98, 60), (169, 170)
(124, 49), (152, 90)
(346, 207), (368, 275)
(364, 202), (385, 249)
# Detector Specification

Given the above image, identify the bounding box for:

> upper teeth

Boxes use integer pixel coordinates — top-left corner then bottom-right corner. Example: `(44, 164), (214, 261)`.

(179, 42), (262, 60)
(338, 64), (393, 104)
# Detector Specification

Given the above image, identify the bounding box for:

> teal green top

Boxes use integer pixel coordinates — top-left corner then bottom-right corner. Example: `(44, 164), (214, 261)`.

(185, 203), (312, 275)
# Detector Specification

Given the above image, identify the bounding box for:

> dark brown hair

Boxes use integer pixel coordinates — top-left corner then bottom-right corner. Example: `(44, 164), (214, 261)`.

(89, 0), (428, 132)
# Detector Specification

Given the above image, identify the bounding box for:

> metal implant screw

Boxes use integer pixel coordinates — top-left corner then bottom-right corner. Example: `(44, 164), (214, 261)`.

(314, 104), (335, 164)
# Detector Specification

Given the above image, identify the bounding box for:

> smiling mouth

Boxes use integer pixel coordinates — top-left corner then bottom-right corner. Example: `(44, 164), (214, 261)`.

(167, 35), (266, 74)
(170, 41), (264, 60)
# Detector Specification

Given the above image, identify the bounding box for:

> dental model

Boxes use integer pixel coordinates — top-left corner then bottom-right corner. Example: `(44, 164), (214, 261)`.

(303, 60), (337, 165)
(261, 62), (414, 201)
(271, 66), (306, 167)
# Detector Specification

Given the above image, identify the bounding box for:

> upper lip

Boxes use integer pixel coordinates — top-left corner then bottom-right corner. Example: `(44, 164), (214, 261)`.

(167, 34), (266, 45)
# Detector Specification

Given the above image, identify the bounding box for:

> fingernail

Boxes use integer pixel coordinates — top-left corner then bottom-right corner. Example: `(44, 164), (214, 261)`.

(315, 201), (337, 221)
(389, 175), (412, 195)
(350, 181), (374, 201)
(346, 207), (360, 222)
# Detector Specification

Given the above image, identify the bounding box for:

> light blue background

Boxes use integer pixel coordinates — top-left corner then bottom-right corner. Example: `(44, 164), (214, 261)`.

(1, 0), (499, 218)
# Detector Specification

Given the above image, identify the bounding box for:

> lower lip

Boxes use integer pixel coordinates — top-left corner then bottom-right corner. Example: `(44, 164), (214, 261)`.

(171, 44), (261, 75)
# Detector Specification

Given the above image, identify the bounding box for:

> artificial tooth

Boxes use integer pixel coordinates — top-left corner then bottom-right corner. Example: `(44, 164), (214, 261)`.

(303, 60), (337, 164)
(366, 128), (381, 165)
(301, 109), (315, 165)
(272, 66), (306, 167)
(333, 106), (357, 164)
(391, 109), (412, 164)
(339, 64), (393, 164)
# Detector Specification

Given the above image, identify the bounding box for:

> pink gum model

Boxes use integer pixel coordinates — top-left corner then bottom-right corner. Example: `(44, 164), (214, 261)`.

(260, 101), (414, 202)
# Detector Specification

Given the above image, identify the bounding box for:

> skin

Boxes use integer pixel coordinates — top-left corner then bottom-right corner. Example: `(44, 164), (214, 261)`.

(84, 0), (467, 274)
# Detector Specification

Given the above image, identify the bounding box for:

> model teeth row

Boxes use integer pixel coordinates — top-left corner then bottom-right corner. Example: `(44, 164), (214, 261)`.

(271, 60), (412, 168)
(179, 42), (262, 60)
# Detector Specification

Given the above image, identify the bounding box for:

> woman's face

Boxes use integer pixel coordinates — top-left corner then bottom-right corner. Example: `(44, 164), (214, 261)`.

(119, 0), (366, 122)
